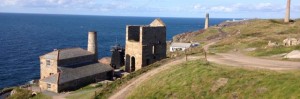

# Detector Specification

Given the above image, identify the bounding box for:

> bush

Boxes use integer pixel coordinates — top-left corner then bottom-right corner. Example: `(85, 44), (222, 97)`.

(7, 88), (32, 99)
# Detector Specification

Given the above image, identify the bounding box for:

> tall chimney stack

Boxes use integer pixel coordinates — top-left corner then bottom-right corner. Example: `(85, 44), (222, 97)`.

(284, 0), (291, 23)
(87, 31), (98, 61)
(205, 13), (209, 29)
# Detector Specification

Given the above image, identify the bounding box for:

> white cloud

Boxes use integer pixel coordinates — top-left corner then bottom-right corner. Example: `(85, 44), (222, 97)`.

(0, 0), (94, 8)
(210, 6), (233, 12)
(0, 0), (132, 12)
(193, 2), (288, 13)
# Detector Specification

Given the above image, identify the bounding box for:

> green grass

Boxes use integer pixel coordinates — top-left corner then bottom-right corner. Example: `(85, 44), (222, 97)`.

(7, 88), (51, 99)
(95, 58), (177, 99)
(66, 83), (104, 99)
(250, 45), (300, 56)
(207, 19), (300, 56)
(192, 28), (219, 41)
(128, 60), (300, 99)
(32, 93), (51, 99)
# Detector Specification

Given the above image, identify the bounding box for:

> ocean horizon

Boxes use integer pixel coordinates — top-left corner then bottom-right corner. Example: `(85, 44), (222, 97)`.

(0, 13), (232, 89)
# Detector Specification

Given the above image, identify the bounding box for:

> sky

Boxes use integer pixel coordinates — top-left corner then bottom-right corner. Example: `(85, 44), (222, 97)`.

(0, 0), (299, 18)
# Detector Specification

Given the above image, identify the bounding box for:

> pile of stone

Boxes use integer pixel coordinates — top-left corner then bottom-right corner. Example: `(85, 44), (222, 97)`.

(283, 38), (300, 46)
(267, 41), (279, 47)
(267, 38), (300, 48)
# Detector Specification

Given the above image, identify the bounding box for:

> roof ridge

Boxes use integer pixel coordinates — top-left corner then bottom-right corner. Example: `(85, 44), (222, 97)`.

(150, 18), (166, 26)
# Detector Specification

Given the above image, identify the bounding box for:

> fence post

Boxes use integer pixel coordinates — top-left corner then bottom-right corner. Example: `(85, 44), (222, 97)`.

(94, 91), (96, 99)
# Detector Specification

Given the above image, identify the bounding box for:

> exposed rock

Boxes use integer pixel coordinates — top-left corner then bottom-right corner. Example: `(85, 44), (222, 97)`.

(98, 57), (111, 65)
(267, 41), (278, 47)
(283, 38), (299, 46)
(231, 92), (239, 99)
(211, 78), (229, 92)
(244, 48), (257, 52)
(31, 92), (37, 96)
(10, 89), (17, 96)
(284, 50), (300, 59)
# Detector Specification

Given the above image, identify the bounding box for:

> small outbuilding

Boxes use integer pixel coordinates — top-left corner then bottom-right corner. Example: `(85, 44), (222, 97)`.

(170, 43), (194, 52)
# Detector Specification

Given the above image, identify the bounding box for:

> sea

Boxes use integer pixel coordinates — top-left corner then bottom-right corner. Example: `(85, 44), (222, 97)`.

(0, 13), (231, 89)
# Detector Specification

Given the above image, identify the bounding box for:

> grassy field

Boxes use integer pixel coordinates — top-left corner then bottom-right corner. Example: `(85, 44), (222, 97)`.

(128, 60), (300, 99)
(6, 88), (51, 99)
(95, 58), (179, 99)
(176, 19), (300, 57)
(66, 83), (104, 99)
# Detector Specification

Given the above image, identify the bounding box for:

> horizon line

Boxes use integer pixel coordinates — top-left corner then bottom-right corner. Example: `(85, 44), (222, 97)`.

(0, 11), (265, 19)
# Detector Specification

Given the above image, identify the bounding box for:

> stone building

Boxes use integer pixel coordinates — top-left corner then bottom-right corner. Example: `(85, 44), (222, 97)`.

(39, 31), (113, 93)
(125, 19), (167, 72)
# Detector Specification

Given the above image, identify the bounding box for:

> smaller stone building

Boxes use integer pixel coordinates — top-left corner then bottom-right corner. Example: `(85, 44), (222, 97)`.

(170, 43), (192, 52)
(110, 44), (125, 69)
(125, 19), (167, 72)
(39, 31), (113, 93)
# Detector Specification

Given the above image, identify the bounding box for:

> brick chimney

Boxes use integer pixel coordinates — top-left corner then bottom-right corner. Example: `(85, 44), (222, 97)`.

(87, 31), (98, 61)
(284, 0), (291, 23)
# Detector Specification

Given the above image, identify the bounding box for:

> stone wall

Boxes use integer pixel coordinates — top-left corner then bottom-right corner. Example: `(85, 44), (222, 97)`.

(125, 41), (143, 71)
(127, 26), (140, 42)
(141, 26), (166, 65)
(40, 58), (58, 79)
(39, 81), (58, 93)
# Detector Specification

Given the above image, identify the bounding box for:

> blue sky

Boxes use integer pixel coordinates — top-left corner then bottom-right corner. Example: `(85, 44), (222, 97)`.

(0, 0), (299, 18)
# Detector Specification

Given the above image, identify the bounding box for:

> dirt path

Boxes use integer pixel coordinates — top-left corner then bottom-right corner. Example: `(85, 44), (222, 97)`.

(208, 53), (300, 70)
(109, 56), (201, 99)
(204, 42), (300, 71)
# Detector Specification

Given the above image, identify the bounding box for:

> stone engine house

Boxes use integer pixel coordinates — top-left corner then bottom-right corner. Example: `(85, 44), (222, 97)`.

(125, 19), (167, 72)
(39, 31), (113, 93)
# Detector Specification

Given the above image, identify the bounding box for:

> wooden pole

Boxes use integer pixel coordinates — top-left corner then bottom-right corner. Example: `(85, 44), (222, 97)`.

(94, 91), (97, 99)
(185, 48), (187, 61)
(204, 51), (208, 62)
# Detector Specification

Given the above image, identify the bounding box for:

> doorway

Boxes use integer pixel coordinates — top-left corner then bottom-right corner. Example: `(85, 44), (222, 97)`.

(131, 57), (135, 72)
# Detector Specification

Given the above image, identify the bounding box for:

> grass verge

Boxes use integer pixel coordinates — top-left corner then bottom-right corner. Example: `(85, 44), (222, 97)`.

(128, 60), (300, 99)
(95, 57), (178, 99)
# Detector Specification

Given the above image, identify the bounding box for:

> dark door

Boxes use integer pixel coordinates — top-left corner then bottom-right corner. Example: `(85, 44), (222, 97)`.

(125, 55), (131, 72)
(131, 57), (135, 72)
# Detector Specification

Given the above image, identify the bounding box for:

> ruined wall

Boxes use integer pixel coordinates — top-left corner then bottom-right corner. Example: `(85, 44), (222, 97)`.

(125, 25), (166, 72)
(125, 41), (143, 71)
(127, 26), (140, 42)
(141, 26), (166, 66)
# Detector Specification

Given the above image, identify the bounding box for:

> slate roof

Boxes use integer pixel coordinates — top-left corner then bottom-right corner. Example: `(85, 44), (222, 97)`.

(40, 62), (113, 84)
(40, 74), (58, 84)
(41, 48), (94, 60)
(170, 43), (192, 48)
